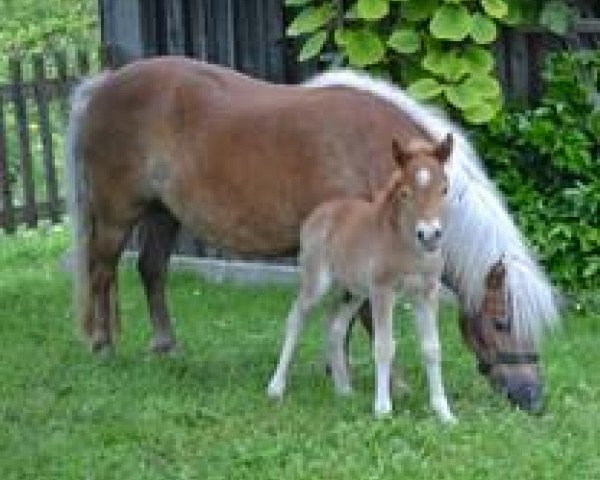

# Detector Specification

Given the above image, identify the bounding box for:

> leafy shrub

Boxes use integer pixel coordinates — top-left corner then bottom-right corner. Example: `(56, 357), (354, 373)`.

(472, 51), (600, 290)
(0, 0), (98, 54)
(285, 0), (579, 124)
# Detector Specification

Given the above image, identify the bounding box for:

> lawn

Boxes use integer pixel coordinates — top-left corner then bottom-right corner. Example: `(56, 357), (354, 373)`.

(0, 225), (598, 480)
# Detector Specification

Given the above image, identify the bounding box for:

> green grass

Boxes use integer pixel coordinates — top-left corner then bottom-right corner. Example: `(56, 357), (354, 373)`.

(0, 225), (599, 480)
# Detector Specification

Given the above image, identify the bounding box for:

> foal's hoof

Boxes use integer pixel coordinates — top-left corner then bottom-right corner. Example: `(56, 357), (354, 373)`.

(436, 409), (458, 425)
(334, 383), (353, 396)
(373, 400), (393, 418)
(392, 377), (411, 397)
(440, 412), (458, 425)
(266, 378), (286, 400)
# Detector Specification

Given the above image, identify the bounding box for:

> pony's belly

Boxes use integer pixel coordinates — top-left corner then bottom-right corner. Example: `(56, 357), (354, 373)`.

(181, 202), (302, 255)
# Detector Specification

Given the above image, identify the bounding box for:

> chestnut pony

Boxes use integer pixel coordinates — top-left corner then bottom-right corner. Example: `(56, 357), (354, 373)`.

(66, 57), (558, 411)
(268, 136), (454, 421)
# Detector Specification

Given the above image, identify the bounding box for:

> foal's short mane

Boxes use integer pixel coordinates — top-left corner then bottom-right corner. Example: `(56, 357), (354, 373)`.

(305, 71), (559, 341)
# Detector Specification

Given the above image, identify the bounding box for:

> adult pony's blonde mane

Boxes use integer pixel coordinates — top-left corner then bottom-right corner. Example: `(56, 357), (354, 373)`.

(305, 70), (559, 341)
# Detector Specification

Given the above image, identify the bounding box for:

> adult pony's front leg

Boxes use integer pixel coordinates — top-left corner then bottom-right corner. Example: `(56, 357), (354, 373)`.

(137, 209), (180, 353)
(413, 285), (456, 423)
(369, 286), (396, 417)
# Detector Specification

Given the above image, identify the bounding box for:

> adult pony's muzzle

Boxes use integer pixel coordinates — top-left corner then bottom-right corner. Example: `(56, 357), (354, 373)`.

(485, 363), (544, 413)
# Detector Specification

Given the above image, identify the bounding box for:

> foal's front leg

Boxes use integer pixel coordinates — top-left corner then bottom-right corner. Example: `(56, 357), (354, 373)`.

(370, 286), (396, 417)
(413, 285), (456, 423)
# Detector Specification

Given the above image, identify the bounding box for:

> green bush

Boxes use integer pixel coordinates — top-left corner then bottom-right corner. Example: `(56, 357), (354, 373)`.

(285, 0), (578, 124)
(0, 0), (98, 54)
(472, 51), (600, 290)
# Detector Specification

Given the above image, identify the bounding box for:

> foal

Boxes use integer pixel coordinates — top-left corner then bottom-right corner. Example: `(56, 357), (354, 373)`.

(267, 134), (456, 422)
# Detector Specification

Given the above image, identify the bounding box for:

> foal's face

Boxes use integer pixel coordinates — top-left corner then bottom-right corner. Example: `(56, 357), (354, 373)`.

(391, 134), (452, 253)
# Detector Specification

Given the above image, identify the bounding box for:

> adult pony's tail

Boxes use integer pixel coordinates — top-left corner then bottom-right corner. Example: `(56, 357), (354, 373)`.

(65, 72), (111, 337)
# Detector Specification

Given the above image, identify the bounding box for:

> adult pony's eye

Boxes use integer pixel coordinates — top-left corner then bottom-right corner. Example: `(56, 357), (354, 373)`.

(493, 318), (511, 332)
(442, 185), (448, 195)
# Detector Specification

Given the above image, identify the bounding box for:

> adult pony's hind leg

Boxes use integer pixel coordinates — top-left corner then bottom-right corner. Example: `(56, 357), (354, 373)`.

(88, 221), (130, 356)
(136, 208), (180, 354)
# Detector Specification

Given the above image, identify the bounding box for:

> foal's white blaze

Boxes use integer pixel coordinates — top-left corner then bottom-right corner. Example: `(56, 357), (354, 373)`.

(415, 167), (431, 188)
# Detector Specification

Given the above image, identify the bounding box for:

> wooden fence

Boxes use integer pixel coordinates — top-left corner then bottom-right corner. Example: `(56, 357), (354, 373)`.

(0, 46), (115, 232)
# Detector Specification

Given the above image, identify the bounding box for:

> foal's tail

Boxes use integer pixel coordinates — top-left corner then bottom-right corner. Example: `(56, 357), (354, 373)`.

(65, 72), (111, 336)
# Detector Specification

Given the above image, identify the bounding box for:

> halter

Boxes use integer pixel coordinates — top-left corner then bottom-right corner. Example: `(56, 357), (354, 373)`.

(475, 313), (540, 374)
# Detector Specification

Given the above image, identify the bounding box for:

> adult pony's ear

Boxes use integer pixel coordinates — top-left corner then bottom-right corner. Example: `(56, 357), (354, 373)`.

(392, 138), (409, 169)
(435, 133), (453, 163)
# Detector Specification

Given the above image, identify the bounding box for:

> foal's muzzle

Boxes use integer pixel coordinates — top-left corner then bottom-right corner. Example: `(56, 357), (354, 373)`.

(416, 221), (443, 252)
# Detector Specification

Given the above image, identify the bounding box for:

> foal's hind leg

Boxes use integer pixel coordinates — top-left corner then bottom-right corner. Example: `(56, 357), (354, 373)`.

(267, 258), (330, 399)
(137, 209), (180, 353)
(341, 300), (409, 394)
(326, 295), (363, 395)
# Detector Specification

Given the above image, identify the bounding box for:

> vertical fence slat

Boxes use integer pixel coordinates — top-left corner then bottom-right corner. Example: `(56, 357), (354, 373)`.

(33, 54), (60, 224)
(54, 51), (70, 123)
(9, 56), (37, 228)
(255, 0), (267, 78)
(77, 48), (91, 76)
(99, 43), (115, 69)
(0, 95), (15, 232)
(190, 0), (207, 60)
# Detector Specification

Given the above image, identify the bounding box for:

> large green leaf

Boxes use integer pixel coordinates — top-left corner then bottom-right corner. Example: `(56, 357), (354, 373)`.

(298, 30), (328, 61)
(445, 83), (480, 109)
(470, 12), (497, 44)
(539, 0), (573, 35)
(357, 0), (390, 20)
(429, 5), (472, 41)
(480, 0), (508, 19)
(344, 28), (386, 67)
(463, 98), (501, 123)
(463, 74), (501, 98)
(462, 45), (494, 73)
(444, 74), (501, 111)
(422, 48), (445, 75)
(402, 0), (439, 22)
(440, 52), (468, 81)
(407, 78), (443, 100)
(287, 4), (335, 37)
(387, 27), (420, 54)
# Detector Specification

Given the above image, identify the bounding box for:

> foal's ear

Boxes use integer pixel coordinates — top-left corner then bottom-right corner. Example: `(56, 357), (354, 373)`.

(392, 138), (409, 169)
(435, 133), (454, 163)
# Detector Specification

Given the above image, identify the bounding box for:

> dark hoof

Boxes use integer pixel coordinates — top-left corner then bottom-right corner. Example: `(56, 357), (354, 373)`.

(92, 341), (114, 361)
(150, 337), (178, 355)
